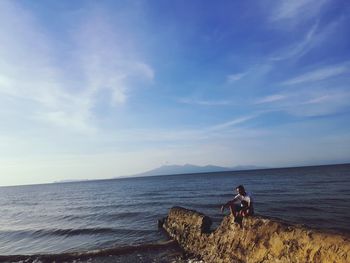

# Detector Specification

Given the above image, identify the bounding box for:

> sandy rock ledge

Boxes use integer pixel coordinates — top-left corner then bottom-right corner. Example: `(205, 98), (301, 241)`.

(161, 206), (350, 263)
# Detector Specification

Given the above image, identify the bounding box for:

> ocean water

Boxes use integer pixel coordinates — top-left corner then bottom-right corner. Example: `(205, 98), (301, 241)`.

(0, 164), (350, 262)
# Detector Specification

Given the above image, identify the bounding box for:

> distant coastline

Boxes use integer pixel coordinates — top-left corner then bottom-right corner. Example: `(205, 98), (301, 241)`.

(53, 162), (350, 185)
(128, 163), (267, 178)
(53, 179), (91, 184)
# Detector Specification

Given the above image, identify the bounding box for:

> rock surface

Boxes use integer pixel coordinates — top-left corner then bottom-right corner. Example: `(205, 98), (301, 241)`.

(162, 206), (350, 263)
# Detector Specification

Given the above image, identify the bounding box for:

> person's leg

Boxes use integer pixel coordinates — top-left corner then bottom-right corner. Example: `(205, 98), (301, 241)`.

(234, 216), (243, 227)
(228, 204), (244, 227)
(229, 204), (241, 217)
(240, 207), (250, 217)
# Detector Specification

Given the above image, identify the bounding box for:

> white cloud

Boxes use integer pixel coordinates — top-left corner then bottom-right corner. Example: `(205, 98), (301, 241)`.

(269, 22), (318, 61)
(302, 94), (333, 104)
(287, 97), (350, 117)
(0, 2), (154, 134)
(282, 64), (349, 85)
(254, 88), (350, 118)
(178, 98), (231, 106)
(208, 115), (258, 131)
(134, 62), (155, 81)
(271, 0), (328, 23)
(227, 73), (246, 83)
(293, 90), (350, 116)
(255, 94), (286, 104)
(34, 111), (97, 134)
(97, 113), (263, 145)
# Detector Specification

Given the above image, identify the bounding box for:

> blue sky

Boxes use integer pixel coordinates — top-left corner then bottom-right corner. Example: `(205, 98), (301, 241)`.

(0, 0), (350, 186)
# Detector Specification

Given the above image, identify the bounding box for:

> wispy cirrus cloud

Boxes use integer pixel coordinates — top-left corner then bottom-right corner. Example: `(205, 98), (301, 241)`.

(226, 73), (246, 83)
(254, 88), (350, 118)
(270, 0), (328, 23)
(289, 89), (350, 117)
(269, 22), (318, 61)
(282, 63), (349, 86)
(178, 97), (231, 106)
(0, 1), (154, 134)
(120, 115), (264, 145)
(208, 114), (259, 131)
(254, 94), (286, 104)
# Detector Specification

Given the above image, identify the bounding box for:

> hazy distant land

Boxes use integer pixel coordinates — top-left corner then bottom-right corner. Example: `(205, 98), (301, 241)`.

(130, 164), (266, 177)
(54, 163), (350, 183)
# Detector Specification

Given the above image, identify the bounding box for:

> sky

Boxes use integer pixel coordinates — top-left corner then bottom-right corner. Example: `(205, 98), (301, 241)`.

(0, 0), (350, 186)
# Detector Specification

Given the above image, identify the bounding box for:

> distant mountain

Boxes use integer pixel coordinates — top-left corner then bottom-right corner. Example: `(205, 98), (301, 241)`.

(230, 165), (265, 171)
(53, 179), (90, 183)
(132, 164), (265, 177)
(54, 164), (267, 183)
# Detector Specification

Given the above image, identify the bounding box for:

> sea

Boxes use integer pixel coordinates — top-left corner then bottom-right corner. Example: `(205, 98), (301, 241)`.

(0, 163), (349, 262)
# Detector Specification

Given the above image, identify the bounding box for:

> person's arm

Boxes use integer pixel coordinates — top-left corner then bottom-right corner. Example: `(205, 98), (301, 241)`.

(221, 195), (239, 213)
(221, 200), (233, 212)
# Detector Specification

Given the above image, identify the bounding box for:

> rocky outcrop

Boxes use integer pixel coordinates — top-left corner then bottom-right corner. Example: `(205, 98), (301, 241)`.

(162, 206), (350, 263)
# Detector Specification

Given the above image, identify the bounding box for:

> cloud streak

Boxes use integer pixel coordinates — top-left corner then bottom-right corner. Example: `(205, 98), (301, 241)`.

(254, 88), (350, 118)
(269, 22), (319, 61)
(254, 94), (286, 104)
(282, 63), (349, 85)
(208, 115), (259, 131)
(178, 98), (231, 106)
(271, 0), (328, 23)
(227, 73), (246, 83)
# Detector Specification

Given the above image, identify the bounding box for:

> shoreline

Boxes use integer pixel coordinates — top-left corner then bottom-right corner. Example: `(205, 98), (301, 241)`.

(0, 240), (181, 263)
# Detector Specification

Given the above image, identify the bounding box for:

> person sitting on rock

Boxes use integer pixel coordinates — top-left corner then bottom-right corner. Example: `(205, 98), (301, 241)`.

(221, 185), (254, 222)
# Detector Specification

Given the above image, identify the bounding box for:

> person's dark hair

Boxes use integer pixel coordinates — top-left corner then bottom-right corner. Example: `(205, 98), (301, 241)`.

(236, 185), (245, 191)
(236, 185), (246, 195)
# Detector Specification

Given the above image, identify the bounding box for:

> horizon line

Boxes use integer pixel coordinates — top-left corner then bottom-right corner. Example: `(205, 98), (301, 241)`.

(1, 162), (349, 188)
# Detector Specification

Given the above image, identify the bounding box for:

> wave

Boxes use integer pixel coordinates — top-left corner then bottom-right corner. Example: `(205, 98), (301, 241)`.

(269, 205), (323, 213)
(0, 227), (155, 239)
(176, 193), (233, 199)
(34, 227), (116, 236)
(188, 203), (221, 209)
(103, 211), (146, 220)
(0, 240), (178, 263)
(57, 210), (147, 221)
(136, 192), (168, 197)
